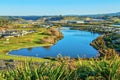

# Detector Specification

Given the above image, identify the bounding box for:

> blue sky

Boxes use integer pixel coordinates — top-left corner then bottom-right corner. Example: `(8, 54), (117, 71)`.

(0, 0), (120, 16)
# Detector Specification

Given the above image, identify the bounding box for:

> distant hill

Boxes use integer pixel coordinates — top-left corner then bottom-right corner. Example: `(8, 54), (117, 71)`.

(65, 12), (120, 17)
(0, 16), (50, 20)
(0, 12), (120, 20)
(105, 12), (120, 16)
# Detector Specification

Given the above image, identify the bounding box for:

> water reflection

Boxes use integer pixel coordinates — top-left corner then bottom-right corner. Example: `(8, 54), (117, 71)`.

(28, 47), (33, 51)
(42, 46), (51, 49)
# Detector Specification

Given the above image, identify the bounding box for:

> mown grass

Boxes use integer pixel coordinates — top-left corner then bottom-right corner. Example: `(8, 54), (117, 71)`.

(0, 28), (54, 61)
(0, 27), (63, 62)
(0, 55), (120, 80)
(0, 31), (51, 54)
(0, 54), (49, 62)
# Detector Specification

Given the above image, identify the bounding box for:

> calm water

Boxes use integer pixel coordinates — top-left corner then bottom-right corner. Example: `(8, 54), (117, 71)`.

(9, 27), (100, 58)
(112, 24), (120, 27)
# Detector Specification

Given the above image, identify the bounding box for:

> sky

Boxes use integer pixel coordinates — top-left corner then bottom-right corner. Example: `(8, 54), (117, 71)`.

(0, 0), (120, 16)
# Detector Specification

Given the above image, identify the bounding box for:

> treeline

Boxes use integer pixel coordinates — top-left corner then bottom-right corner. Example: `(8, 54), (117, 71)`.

(0, 19), (13, 27)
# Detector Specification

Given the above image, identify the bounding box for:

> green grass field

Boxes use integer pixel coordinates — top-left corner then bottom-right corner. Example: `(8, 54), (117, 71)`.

(0, 28), (54, 61)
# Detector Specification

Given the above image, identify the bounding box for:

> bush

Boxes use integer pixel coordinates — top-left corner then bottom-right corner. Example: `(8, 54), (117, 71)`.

(1, 56), (120, 80)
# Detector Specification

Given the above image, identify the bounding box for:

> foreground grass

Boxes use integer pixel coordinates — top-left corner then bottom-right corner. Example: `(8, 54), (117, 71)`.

(0, 56), (120, 80)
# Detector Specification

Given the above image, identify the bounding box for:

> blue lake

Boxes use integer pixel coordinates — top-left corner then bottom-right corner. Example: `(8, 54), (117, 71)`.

(9, 27), (100, 58)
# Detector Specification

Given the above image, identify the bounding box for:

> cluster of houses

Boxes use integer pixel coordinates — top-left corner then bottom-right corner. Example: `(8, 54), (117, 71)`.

(48, 19), (105, 24)
(66, 19), (104, 24)
(88, 26), (120, 34)
(0, 28), (36, 38)
(39, 24), (53, 28)
(99, 26), (120, 33)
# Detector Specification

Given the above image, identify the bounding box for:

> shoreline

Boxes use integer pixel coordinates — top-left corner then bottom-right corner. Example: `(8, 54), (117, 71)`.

(0, 27), (63, 61)
(1, 26), (119, 60)
(68, 25), (119, 57)
(8, 28), (100, 59)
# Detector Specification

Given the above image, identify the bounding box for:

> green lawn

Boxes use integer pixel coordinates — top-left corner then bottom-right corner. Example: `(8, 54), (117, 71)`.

(0, 32), (52, 54)
(0, 54), (49, 62)
(0, 28), (53, 61)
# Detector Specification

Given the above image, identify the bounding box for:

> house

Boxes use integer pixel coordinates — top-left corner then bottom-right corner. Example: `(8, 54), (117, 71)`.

(0, 29), (37, 38)
(85, 19), (104, 23)
(66, 20), (85, 24)
(76, 21), (85, 24)
(0, 28), (6, 37)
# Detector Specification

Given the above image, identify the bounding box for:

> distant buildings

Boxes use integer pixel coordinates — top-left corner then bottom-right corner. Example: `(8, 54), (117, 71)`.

(66, 20), (85, 24)
(0, 29), (36, 38)
(46, 18), (105, 24)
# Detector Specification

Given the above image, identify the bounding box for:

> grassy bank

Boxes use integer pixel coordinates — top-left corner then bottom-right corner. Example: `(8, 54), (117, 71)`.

(0, 28), (62, 61)
(91, 34), (119, 58)
(0, 31), (51, 54)
(0, 54), (49, 62)
(103, 33), (120, 52)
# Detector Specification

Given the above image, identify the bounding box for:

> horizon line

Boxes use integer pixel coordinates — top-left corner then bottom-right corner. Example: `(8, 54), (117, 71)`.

(0, 12), (119, 16)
